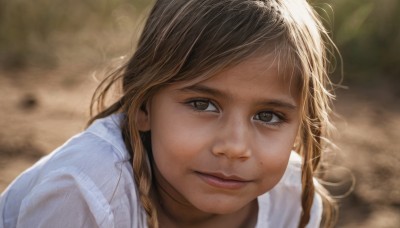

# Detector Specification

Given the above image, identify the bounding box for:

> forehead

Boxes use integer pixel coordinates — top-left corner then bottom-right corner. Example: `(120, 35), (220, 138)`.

(175, 55), (301, 102)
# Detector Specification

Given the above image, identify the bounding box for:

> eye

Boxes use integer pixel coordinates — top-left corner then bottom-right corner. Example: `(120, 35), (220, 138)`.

(188, 100), (218, 112)
(254, 111), (282, 124)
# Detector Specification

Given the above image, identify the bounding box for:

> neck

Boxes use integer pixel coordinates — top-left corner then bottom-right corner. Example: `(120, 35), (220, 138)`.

(151, 166), (258, 228)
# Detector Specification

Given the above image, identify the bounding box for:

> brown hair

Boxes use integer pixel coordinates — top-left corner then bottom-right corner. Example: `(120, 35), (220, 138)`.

(89, 0), (338, 227)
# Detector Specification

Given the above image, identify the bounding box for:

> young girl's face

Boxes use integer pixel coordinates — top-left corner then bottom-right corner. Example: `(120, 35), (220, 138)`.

(138, 55), (301, 215)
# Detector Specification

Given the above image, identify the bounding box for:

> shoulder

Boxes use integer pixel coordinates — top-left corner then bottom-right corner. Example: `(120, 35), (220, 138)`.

(257, 151), (323, 228)
(35, 114), (132, 191)
(0, 114), (146, 228)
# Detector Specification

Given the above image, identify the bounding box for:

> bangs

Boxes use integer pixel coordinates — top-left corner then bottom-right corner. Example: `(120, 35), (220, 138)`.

(141, 1), (289, 84)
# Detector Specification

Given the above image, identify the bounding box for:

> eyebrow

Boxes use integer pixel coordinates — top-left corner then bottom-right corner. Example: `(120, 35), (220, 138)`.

(178, 84), (298, 110)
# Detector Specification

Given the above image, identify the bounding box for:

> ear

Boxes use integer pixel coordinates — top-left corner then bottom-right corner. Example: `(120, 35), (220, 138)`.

(136, 102), (151, 131)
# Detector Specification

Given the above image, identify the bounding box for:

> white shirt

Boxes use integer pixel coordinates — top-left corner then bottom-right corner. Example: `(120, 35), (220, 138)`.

(0, 114), (322, 228)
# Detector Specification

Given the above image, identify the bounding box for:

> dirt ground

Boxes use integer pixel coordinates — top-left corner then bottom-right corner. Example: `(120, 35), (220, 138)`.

(0, 65), (399, 227)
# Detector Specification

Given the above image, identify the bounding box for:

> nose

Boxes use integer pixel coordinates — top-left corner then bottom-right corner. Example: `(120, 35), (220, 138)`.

(211, 115), (252, 160)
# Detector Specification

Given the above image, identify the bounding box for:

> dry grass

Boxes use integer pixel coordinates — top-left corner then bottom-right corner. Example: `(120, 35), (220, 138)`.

(0, 0), (151, 69)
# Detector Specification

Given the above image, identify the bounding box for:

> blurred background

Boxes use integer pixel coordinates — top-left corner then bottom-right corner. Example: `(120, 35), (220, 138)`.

(0, 0), (399, 227)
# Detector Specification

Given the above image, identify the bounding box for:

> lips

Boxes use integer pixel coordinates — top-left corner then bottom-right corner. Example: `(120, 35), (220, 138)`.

(195, 171), (251, 190)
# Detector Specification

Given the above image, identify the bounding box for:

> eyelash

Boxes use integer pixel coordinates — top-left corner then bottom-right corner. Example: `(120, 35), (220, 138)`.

(185, 98), (288, 126)
(185, 98), (219, 113)
(254, 111), (287, 126)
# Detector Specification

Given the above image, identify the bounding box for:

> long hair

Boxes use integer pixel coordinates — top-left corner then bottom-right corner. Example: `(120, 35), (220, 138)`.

(88, 0), (338, 227)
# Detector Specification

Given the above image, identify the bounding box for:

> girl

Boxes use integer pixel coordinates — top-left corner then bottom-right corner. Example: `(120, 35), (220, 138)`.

(0, 0), (338, 227)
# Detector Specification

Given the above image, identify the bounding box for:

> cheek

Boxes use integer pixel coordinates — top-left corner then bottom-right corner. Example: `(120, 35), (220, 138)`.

(255, 150), (291, 193)
(254, 124), (299, 186)
(149, 107), (211, 171)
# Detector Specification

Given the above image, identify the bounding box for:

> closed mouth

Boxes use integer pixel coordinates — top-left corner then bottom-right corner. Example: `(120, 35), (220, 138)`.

(198, 171), (249, 182)
(195, 171), (251, 189)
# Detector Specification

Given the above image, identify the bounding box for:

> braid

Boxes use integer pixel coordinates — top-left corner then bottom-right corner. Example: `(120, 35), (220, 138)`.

(297, 128), (315, 228)
(299, 156), (315, 228)
(87, 64), (161, 227)
(121, 113), (159, 228)
(132, 146), (158, 228)
(298, 87), (323, 228)
(297, 71), (338, 227)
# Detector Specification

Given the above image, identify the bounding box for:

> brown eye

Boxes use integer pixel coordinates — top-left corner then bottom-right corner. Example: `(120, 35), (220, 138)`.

(189, 100), (218, 112)
(193, 101), (209, 110)
(258, 112), (273, 122)
(254, 111), (281, 124)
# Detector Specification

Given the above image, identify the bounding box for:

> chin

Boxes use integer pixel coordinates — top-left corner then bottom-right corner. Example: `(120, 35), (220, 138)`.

(193, 198), (250, 215)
